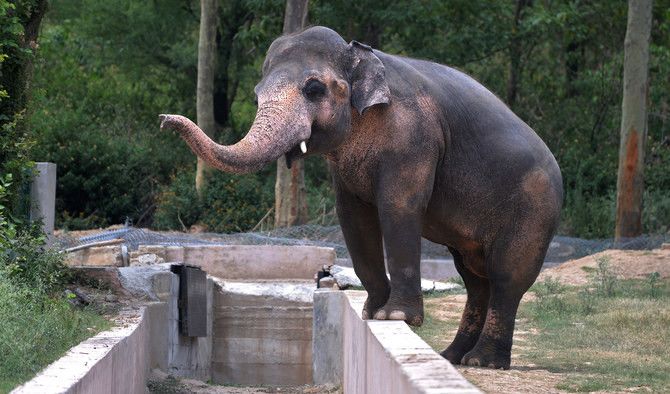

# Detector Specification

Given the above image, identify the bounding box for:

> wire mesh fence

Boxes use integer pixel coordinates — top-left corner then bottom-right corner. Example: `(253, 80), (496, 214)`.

(55, 224), (670, 263)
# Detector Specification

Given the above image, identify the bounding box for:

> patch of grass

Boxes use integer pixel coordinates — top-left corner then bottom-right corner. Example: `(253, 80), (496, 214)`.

(520, 275), (670, 392)
(147, 375), (187, 394)
(556, 378), (609, 392)
(0, 273), (110, 392)
(411, 296), (460, 352)
(413, 271), (670, 393)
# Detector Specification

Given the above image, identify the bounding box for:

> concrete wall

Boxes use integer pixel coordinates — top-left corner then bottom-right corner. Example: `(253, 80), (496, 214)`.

(29, 162), (56, 245)
(313, 290), (481, 394)
(211, 280), (313, 386)
(164, 273), (213, 380)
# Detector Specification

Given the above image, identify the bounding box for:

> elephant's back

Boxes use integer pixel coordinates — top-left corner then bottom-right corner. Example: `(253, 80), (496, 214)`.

(378, 52), (563, 238)
(378, 51), (558, 174)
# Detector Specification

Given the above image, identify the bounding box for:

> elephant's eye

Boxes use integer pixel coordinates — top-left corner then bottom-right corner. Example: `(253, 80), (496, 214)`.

(303, 79), (326, 99)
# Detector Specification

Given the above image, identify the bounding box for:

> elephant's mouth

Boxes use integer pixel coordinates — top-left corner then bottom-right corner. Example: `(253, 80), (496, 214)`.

(285, 139), (308, 169)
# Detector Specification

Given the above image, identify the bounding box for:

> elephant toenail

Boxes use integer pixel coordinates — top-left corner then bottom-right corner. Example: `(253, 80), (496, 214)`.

(388, 310), (407, 320)
(373, 310), (387, 319)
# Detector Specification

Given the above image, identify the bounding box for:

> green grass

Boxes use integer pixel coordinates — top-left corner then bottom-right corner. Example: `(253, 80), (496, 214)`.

(519, 273), (670, 392)
(414, 268), (670, 393)
(0, 274), (110, 393)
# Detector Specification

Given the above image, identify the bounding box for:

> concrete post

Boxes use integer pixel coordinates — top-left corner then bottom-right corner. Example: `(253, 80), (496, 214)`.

(29, 162), (56, 244)
(312, 289), (345, 385)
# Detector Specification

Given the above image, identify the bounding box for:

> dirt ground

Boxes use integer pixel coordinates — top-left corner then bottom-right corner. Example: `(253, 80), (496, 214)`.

(538, 248), (670, 285)
(439, 247), (670, 394)
(147, 370), (341, 394)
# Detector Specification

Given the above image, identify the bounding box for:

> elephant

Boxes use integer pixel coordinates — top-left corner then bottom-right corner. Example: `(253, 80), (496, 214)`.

(160, 26), (563, 370)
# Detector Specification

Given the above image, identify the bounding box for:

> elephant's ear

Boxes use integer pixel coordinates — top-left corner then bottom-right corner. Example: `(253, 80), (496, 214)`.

(348, 40), (391, 115)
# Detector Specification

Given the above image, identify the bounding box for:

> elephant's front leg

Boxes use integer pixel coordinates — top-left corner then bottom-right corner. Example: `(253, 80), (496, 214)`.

(372, 201), (425, 327)
(336, 186), (390, 319)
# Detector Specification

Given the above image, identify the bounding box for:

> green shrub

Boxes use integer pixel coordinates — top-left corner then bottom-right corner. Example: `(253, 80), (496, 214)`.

(0, 174), (68, 294)
(154, 169), (274, 233)
(0, 224), (68, 294)
(0, 271), (109, 391)
(643, 189), (670, 234)
(29, 18), (194, 229)
(153, 170), (203, 231)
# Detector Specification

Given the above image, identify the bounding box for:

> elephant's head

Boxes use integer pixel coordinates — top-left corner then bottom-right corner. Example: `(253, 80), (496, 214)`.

(160, 26), (390, 174)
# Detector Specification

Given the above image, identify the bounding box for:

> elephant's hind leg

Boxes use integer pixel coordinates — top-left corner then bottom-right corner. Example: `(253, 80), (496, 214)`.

(440, 247), (489, 365)
(461, 233), (548, 369)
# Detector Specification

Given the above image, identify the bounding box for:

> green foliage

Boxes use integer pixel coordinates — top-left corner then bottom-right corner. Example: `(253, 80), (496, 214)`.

(0, 168), (106, 392)
(1, 175), (69, 295)
(23, 0), (670, 236)
(593, 256), (618, 297)
(154, 169), (274, 233)
(1, 0), (45, 219)
(0, 271), (109, 391)
(29, 5), (197, 227)
(647, 271), (661, 299)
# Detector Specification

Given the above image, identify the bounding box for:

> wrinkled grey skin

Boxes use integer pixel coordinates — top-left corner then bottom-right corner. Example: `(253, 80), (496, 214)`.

(161, 26), (563, 370)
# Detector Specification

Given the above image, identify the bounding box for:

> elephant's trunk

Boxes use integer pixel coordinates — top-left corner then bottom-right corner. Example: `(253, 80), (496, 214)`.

(160, 104), (310, 174)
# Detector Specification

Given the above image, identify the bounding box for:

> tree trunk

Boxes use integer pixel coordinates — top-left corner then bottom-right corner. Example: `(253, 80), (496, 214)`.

(274, 0), (309, 228)
(195, 0), (219, 195)
(506, 0), (529, 108)
(615, 0), (653, 241)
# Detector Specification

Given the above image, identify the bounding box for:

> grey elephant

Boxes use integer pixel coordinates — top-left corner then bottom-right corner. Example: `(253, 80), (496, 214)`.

(160, 26), (563, 369)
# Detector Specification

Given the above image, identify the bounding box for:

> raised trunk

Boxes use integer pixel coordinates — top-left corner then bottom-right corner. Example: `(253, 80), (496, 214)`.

(160, 109), (307, 175)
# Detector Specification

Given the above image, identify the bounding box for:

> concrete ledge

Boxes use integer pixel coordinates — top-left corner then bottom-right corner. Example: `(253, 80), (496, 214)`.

(67, 244), (335, 280)
(183, 245), (334, 280)
(12, 307), (152, 394)
(314, 290), (481, 393)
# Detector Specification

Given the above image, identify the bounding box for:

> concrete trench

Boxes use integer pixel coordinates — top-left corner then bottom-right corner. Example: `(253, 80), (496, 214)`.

(13, 244), (479, 393)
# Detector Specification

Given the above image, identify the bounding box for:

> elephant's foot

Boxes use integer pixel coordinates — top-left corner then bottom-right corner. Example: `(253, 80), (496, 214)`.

(372, 296), (424, 326)
(361, 293), (389, 320)
(440, 336), (479, 365)
(460, 342), (511, 370)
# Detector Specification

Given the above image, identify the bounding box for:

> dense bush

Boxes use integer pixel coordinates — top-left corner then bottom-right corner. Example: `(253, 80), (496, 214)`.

(154, 169), (274, 233)
(29, 14), (195, 228)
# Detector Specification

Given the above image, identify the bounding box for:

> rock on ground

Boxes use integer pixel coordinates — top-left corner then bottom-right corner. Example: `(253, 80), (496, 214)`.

(329, 265), (462, 292)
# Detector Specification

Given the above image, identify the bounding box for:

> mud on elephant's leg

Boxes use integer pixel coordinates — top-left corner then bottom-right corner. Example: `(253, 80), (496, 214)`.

(440, 249), (489, 365)
(460, 291), (521, 370)
(372, 208), (424, 327)
(335, 187), (390, 320)
(461, 248), (542, 368)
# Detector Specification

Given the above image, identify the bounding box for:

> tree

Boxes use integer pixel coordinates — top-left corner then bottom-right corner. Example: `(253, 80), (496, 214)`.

(274, 0), (309, 228)
(0, 0), (48, 215)
(195, 0), (219, 195)
(506, 0), (531, 108)
(615, 0), (653, 240)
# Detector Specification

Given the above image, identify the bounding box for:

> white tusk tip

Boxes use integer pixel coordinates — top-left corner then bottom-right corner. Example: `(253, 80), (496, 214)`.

(300, 141), (307, 154)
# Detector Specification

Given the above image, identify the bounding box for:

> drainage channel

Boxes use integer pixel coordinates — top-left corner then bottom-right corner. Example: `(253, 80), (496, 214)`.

(12, 244), (478, 394)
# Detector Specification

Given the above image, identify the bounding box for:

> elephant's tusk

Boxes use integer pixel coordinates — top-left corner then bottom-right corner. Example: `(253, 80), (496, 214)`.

(300, 141), (307, 154)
